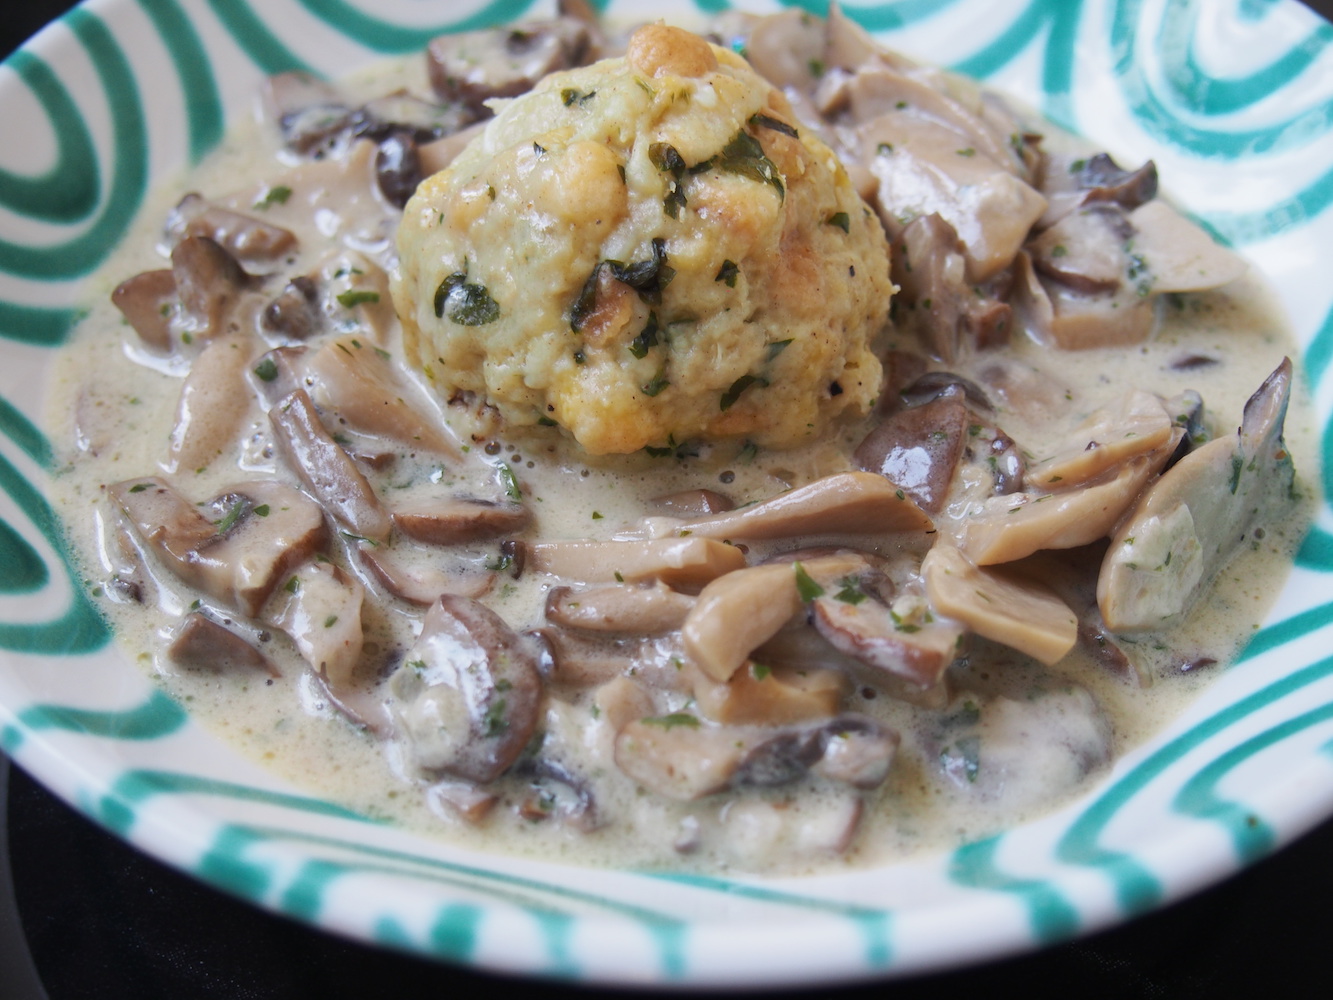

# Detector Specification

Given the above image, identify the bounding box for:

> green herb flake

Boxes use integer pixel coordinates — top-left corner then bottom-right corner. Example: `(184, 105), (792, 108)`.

(498, 462), (522, 501)
(642, 712), (700, 730)
(715, 130), (784, 201)
(561, 87), (596, 106)
(751, 662), (772, 681)
(720, 373), (765, 411)
(336, 289), (381, 309)
(323, 614), (339, 628)
(128, 483), (153, 494)
(826, 211), (850, 233)
(793, 561), (825, 602)
(253, 504), (271, 517)
(766, 339), (793, 361)
(483, 698), (509, 736)
(253, 357), (279, 382)
(214, 501), (246, 534)
(629, 311), (660, 359)
(284, 576), (300, 594)
(834, 577), (868, 605)
(715, 259), (740, 287)
(253, 185), (292, 210)
(956, 147), (976, 157)
(641, 368), (670, 397)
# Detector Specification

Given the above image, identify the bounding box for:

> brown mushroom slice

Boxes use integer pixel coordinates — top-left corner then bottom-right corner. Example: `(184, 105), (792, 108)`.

(164, 332), (256, 475)
(302, 336), (460, 457)
(1026, 390), (1174, 490)
(111, 269), (176, 351)
(545, 581), (694, 635)
(388, 595), (544, 783)
(264, 558), (364, 693)
(166, 612), (276, 676)
(592, 676), (656, 732)
(166, 193), (297, 267)
(890, 213), (1013, 361)
(859, 115), (1047, 281)
(614, 713), (897, 801)
(260, 71), (352, 154)
(357, 544), (493, 604)
(755, 624), (953, 710)
(959, 453), (1166, 566)
(674, 471), (933, 541)
(1098, 359), (1295, 632)
(811, 590), (964, 694)
(1028, 206), (1133, 294)
(261, 276), (322, 342)
(854, 391), (970, 514)
(923, 544), (1077, 665)
(426, 780), (499, 824)
(683, 554), (863, 683)
(268, 388), (392, 543)
(1127, 199), (1247, 293)
(649, 489), (734, 517)
(539, 627), (692, 692)
(110, 477), (326, 617)
(426, 18), (591, 114)
(691, 661), (847, 726)
(171, 235), (259, 342)
(389, 497), (528, 546)
(529, 536), (746, 588)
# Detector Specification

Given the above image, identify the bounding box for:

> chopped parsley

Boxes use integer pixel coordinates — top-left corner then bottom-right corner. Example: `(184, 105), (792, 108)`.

(793, 561), (825, 602)
(336, 289), (380, 308)
(642, 712), (700, 730)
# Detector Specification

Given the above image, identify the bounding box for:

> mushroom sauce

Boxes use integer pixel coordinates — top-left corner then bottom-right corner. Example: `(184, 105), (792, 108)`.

(44, 7), (1316, 874)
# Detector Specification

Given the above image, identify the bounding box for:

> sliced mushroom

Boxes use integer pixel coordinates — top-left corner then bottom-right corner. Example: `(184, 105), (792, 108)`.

(545, 581), (694, 635)
(1127, 199), (1247, 293)
(391, 497), (528, 545)
(682, 553), (864, 683)
(669, 471), (933, 541)
(538, 627), (692, 691)
(109, 477), (326, 617)
(357, 544), (494, 604)
(529, 536), (746, 588)
(261, 72), (352, 154)
(854, 390), (970, 513)
(166, 612), (276, 676)
(1098, 358), (1295, 631)
(691, 661), (847, 726)
(922, 544), (1078, 665)
(514, 756), (600, 831)
(164, 332), (256, 475)
(388, 595), (544, 782)
(1028, 206), (1133, 294)
(1025, 390), (1174, 490)
(264, 557), (365, 695)
(958, 451), (1169, 566)
(111, 269), (176, 351)
(303, 336), (459, 456)
(268, 388), (392, 543)
(261, 276), (322, 342)
(649, 489), (734, 517)
(426, 19), (591, 114)
(166, 194), (297, 268)
(614, 713), (896, 801)
(170, 235), (260, 342)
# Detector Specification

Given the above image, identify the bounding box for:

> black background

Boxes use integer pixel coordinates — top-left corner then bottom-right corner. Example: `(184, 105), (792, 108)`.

(4, 2), (1333, 997)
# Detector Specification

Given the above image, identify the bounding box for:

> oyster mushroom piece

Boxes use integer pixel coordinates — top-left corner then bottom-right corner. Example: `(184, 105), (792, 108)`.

(1025, 390), (1174, 490)
(164, 332), (257, 475)
(1128, 199), (1247, 293)
(922, 544), (1077, 665)
(392, 497), (529, 545)
(260, 72), (352, 154)
(264, 558), (365, 695)
(1098, 358), (1296, 631)
(545, 581), (695, 635)
(529, 536), (746, 588)
(166, 612), (276, 676)
(268, 388), (392, 543)
(1011, 249), (1155, 350)
(614, 713), (897, 801)
(111, 269), (176, 351)
(537, 628), (693, 691)
(388, 595), (544, 783)
(959, 449), (1172, 566)
(669, 471), (933, 541)
(109, 477), (326, 617)
(683, 554), (865, 683)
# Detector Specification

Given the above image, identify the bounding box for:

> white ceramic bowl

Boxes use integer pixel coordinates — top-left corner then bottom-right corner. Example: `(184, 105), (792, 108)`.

(2, 0), (1332, 987)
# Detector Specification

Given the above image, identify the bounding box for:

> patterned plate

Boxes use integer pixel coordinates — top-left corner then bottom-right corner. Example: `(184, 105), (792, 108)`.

(2, 0), (1332, 987)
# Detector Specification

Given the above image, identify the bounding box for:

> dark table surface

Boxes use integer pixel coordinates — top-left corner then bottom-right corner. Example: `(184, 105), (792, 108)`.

(4, 2), (1333, 997)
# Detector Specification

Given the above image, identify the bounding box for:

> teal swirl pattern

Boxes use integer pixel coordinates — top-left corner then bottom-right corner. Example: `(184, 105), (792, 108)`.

(2, 0), (1332, 985)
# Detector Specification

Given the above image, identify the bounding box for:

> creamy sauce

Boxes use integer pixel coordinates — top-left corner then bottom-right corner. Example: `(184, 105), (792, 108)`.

(43, 27), (1317, 875)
